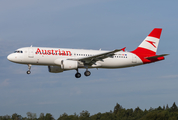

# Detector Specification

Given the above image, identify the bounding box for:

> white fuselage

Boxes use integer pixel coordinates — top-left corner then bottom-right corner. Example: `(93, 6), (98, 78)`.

(7, 47), (143, 69)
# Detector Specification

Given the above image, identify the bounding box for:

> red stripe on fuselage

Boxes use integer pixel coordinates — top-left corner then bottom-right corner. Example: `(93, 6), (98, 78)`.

(131, 47), (164, 64)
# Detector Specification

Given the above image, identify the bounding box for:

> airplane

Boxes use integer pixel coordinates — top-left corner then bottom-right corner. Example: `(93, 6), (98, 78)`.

(7, 28), (168, 78)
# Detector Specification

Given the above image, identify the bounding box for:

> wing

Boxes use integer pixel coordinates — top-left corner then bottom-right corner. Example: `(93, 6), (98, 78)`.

(69, 48), (123, 66)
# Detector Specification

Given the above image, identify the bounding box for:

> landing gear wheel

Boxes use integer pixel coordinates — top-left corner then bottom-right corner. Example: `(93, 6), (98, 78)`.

(84, 71), (91, 76)
(27, 64), (31, 75)
(27, 70), (31, 74)
(75, 73), (81, 78)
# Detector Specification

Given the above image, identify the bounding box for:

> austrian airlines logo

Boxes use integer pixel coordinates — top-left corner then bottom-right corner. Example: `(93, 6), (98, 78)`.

(146, 40), (156, 48)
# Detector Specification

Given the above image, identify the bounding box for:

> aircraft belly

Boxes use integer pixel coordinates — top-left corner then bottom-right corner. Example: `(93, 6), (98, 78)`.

(98, 57), (143, 68)
(99, 59), (130, 68)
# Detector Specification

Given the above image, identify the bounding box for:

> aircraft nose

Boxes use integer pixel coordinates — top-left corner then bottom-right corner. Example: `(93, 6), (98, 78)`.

(7, 54), (14, 61)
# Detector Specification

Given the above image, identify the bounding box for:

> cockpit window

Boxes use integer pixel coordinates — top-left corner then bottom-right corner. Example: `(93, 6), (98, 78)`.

(14, 50), (23, 53)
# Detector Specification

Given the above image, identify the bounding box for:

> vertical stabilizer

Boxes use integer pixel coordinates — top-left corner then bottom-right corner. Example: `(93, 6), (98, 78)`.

(132, 28), (162, 55)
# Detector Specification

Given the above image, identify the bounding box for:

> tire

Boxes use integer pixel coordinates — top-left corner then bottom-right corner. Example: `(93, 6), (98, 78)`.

(84, 71), (91, 76)
(75, 73), (81, 78)
(27, 70), (31, 74)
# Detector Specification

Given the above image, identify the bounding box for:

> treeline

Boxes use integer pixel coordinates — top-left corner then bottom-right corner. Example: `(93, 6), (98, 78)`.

(1, 102), (178, 120)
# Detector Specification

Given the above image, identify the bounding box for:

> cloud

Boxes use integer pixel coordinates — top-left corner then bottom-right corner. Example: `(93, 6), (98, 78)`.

(161, 74), (178, 79)
(38, 101), (58, 105)
(0, 79), (10, 87)
(70, 87), (82, 96)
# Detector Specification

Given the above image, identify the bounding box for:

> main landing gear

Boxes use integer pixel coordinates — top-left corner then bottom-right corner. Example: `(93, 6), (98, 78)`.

(75, 68), (91, 78)
(84, 65), (91, 77)
(75, 69), (81, 78)
(84, 70), (91, 76)
(27, 64), (31, 74)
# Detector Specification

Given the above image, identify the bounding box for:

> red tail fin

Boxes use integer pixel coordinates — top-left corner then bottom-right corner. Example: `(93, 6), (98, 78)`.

(131, 28), (164, 64)
(132, 28), (162, 55)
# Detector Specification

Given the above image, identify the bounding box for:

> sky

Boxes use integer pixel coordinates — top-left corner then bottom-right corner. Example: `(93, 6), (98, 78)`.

(0, 0), (178, 119)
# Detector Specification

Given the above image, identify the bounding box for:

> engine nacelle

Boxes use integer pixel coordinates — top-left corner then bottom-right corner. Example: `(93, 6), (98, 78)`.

(61, 60), (78, 70)
(48, 66), (63, 73)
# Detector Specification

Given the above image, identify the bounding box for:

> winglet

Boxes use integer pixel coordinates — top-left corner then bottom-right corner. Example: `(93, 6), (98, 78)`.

(121, 47), (126, 52)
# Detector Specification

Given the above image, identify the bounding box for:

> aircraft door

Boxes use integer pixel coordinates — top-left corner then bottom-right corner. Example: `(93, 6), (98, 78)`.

(28, 48), (34, 58)
(132, 54), (137, 63)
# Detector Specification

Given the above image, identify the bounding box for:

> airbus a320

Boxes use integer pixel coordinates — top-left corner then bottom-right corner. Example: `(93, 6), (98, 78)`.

(7, 28), (168, 78)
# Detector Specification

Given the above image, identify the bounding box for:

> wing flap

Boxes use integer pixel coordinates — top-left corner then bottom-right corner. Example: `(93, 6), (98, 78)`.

(79, 49), (122, 63)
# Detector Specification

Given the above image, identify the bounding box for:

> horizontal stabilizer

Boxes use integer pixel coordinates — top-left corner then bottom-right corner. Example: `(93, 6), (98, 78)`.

(145, 54), (169, 60)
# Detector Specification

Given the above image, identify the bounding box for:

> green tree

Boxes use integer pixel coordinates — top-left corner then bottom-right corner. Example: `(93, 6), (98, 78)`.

(100, 112), (114, 120)
(166, 104), (169, 110)
(156, 106), (163, 111)
(163, 105), (166, 110)
(133, 107), (143, 119)
(45, 113), (54, 120)
(79, 110), (90, 120)
(58, 113), (79, 120)
(170, 102), (178, 112)
(114, 103), (123, 114)
(0, 115), (11, 120)
(90, 112), (102, 120)
(12, 113), (22, 120)
(57, 113), (68, 120)
(38, 113), (45, 120)
(26, 112), (32, 119)
(26, 112), (36, 120)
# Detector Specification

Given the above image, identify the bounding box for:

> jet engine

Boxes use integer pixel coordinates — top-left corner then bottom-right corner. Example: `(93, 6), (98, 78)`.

(48, 66), (63, 73)
(61, 60), (78, 70)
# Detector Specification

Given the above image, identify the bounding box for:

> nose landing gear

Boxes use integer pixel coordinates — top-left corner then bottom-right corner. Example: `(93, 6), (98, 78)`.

(27, 64), (31, 74)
